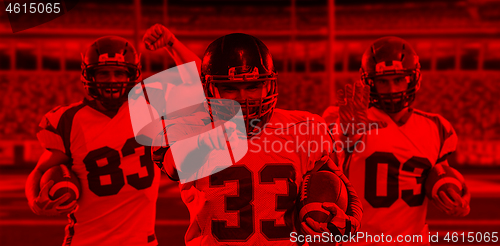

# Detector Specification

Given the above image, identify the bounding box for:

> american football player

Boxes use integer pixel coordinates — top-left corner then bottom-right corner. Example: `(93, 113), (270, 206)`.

(25, 36), (160, 246)
(324, 36), (470, 245)
(145, 24), (362, 245)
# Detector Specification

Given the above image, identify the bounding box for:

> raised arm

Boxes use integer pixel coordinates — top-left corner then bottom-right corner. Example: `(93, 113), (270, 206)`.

(143, 23), (201, 74)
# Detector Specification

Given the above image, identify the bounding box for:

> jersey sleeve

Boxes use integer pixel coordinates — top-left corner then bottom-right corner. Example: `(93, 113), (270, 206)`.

(436, 115), (458, 163)
(152, 110), (211, 181)
(322, 105), (339, 130)
(322, 105), (364, 154)
(36, 106), (68, 154)
(305, 113), (336, 172)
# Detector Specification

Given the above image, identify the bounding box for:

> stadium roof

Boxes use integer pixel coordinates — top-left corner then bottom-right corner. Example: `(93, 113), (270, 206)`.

(85, 0), (462, 5)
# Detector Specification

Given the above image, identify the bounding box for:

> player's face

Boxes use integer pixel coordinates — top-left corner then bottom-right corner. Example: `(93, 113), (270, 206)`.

(95, 66), (130, 82)
(94, 66), (130, 99)
(216, 81), (269, 101)
(373, 74), (409, 96)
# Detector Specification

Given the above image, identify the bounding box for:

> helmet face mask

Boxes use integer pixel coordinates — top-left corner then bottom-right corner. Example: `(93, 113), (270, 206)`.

(208, 79), (277, 133)
(360, 36), (421, 114)
(81, 36), (141, 111)
(201, 33), (278, 137)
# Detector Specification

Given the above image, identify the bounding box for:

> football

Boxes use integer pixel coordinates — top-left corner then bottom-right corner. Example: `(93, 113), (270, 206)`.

(40, 164), (81, 209)
(299, 171), (348, 223)
(425, 164), (464, 200)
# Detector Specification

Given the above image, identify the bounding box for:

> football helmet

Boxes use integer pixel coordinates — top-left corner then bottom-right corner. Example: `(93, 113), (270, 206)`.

(201, 33), (278, 136)
(360, 36), (421, 113)
(81, 36), (141, 110)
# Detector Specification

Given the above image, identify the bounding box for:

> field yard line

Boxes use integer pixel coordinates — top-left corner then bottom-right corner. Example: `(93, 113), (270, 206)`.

(0, 219), (190, 226)
(0, 190), (181, 198)
(427, 219), (500, 226)
(2, 219), (498, 227)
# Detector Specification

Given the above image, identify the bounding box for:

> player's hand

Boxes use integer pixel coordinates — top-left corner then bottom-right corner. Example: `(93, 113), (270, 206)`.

(433, 184), (470, 217)
(30, 180), (78, 216)
(337, 80), (387, 135)
(301, 202), (360, 237)
(143, 24), (176, 51)
(197, 121), (241, 150)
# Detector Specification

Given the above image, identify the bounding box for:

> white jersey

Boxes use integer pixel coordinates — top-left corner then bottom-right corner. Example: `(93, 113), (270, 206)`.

(176, 109), (334, 246)
(339, 107), (457, 245)
(37, 99), (161, 246)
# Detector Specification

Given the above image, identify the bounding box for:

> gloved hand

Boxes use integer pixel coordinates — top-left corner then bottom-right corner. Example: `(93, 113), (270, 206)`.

(433, 184), (471, 217)
(29, 180), (78, 216)
(301, 202), (360, 237)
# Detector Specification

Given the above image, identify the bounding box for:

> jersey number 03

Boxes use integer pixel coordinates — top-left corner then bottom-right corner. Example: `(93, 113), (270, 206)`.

(365, 151), (432, 208)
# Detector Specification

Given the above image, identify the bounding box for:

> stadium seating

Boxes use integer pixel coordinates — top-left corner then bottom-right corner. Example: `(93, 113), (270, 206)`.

(1, 72), (498, 141)
(0, 72), (83, 140)
(1, 1), (500, 165)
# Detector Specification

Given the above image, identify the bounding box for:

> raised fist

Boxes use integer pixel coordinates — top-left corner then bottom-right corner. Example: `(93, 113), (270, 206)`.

(143, 24), (176, 51)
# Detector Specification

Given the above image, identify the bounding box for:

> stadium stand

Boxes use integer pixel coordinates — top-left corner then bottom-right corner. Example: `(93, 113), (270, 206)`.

(1, 1), (500, 165)
(0, 73), (83, 140)
(3, 71), (497, 142)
